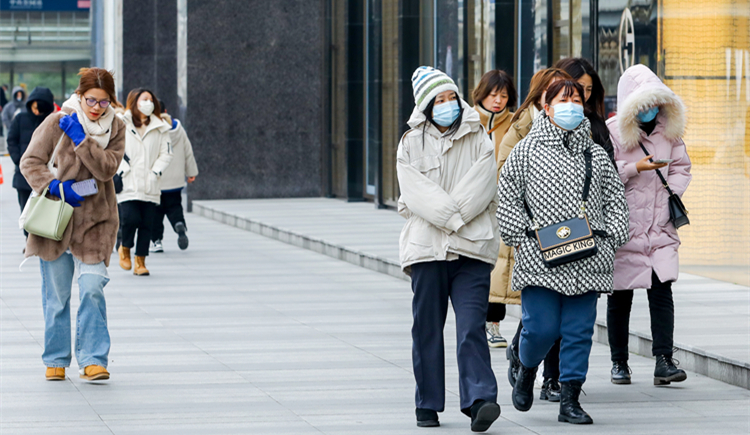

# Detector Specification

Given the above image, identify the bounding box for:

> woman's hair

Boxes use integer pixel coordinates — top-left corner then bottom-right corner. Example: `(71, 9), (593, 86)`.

(511, 68), (571, 124)
(472, 70), (517, 110)
(421, 93), (464, 147)
(126, 88), (160, 128)
(554, 57), (605, 118)
(76, 68), (117, 105)
(544, 80), (585, 107)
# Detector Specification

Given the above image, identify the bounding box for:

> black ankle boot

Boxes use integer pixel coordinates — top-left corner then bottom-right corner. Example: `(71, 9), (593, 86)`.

(506, 343), (520, 387)
(611, 360), (632, 384)
(558, 381), (593, 424)
(469, 400), (500, 433)
(540, 378), (561, 402)
(415, 408), (439, 427)
(654, 355), (687, 385)
(512, 363), (537, 412)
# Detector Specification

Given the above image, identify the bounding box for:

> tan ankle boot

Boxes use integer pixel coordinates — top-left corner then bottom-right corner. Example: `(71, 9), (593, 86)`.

(79, 365), (109, 381)
(134, 256), (150, 276)
(45, 367), (66, 381)
(118, 246), (132, 270)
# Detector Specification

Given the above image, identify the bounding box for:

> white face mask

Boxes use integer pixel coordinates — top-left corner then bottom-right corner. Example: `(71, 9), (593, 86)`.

(138, 100), (154, 117)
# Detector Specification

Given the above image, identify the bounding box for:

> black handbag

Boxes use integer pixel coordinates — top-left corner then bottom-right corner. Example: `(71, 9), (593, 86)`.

(638, 143), (690, 229)
(524, 150), (608, 268)
(113, 154), (130, 194)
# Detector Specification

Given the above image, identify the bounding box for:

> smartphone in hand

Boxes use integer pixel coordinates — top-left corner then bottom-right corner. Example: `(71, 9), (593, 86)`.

(71, 179), (99, 197)
(652, 159), (674, 164)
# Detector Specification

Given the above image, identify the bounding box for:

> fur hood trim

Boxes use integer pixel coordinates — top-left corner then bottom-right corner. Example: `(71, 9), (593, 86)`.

(616, 65), (686, 150)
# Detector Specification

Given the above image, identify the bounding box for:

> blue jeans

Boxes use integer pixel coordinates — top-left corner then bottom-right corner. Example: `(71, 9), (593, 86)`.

(411, 257), (498, 415)
(40, 252), (111, 368)
(519, 286), (598, 383)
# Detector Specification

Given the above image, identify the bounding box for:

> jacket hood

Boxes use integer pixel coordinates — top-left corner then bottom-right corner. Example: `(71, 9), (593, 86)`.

(11, 86), (26, 101)
(407, 98), (482, 140)
(616, 64), (686, 150)
(26, 87), (54, 113)
(121, 109), (171, 134)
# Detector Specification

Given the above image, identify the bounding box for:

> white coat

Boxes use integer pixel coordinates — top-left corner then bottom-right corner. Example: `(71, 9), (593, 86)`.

(396, 99), (500, 275)
(116, 110), (173, 204)
(159, 117), (199, 191)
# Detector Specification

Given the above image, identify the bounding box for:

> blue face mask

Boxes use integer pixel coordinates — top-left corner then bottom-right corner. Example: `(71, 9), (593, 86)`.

(551, 102), (585, 131)
(432, 100), (461, 127)
(637, 106), (659, 123)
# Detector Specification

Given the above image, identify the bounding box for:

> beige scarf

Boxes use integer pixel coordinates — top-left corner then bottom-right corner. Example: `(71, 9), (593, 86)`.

(62, 94), (115, 149)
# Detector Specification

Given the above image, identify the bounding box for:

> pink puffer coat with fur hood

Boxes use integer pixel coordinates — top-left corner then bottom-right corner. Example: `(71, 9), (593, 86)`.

(607, 65), (692, 290)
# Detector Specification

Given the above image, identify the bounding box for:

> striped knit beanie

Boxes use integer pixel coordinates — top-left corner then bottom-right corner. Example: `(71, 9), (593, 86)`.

(412, 66), (460, 112)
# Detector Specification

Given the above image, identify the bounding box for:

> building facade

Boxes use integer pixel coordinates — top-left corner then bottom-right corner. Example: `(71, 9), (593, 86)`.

(97, 0), (750, 274)
(326, 0), (749, 272)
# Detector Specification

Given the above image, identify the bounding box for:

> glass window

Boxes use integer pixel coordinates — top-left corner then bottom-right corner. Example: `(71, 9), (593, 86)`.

(365, 0), (382, 197)
(435, 0), (467, 94)
(597, 0), (750, 285)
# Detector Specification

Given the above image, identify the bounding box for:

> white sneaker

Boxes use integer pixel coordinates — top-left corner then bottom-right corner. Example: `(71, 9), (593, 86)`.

(486, 322), (508, 348)
(150, 240), (164, 253)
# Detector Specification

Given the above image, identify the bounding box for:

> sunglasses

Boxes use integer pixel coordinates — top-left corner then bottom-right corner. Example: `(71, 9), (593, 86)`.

(84, 96), (111, 109)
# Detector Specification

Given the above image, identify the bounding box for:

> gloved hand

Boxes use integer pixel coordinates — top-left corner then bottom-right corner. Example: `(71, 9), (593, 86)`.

(48, 179), (85, 207)
(58, 113), (86, 146)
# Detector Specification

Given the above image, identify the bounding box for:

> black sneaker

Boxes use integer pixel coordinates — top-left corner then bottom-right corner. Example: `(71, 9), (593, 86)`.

(654, 355), (687, 385)
(175, 222), (189, 250)
(540, 378), (561, 402)
(611, 360), (632, 384)
(415, 408), (439, 427)
(470, 400), (500, 433)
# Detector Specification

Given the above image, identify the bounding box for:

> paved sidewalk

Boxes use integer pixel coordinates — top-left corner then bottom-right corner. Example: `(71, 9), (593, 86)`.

(1, 156), (749, 434)
(193, 198), (750, 389)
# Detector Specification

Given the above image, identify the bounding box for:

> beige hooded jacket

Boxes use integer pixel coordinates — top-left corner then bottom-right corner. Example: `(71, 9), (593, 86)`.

(397, 99), (500, 275)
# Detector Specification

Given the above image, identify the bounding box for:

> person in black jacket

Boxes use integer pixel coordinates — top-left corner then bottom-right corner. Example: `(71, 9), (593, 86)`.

(554, 58), (615, 166)
(7, 86), (55, 236)
(0, 84), (8, 136)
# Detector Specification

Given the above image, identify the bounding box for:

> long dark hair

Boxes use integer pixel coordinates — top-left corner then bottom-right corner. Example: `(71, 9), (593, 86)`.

(421, 94), (464, 147)
(554, 58), (605, 119)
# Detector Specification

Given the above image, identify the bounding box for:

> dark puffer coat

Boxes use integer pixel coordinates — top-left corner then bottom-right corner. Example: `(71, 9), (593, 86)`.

(7, 87), (55, 191)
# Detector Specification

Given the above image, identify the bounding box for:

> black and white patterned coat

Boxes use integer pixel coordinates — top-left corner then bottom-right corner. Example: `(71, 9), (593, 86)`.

(496, 114), (629, 296)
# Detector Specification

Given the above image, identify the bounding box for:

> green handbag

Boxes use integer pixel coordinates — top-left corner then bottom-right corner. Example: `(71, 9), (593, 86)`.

(23, 184), (74, 241)
(22, 133), (75, 241)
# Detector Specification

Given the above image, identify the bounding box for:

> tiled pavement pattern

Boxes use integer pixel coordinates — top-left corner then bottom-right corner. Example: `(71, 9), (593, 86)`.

(1, 157), (749, 434)
(193, 198), (750, 388)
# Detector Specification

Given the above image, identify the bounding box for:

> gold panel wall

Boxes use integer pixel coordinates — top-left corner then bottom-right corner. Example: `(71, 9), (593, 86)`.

(660, 0), (750, 274)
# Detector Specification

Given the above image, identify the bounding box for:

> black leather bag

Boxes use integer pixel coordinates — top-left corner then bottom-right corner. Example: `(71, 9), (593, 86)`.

(638, 144), (689, 229)
(113, 154), (129, 194)
(524, 150), (608, 268)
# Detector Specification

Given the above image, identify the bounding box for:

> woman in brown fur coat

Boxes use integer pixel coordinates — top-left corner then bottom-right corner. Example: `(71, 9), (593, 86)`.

(20, 68), (125, 382)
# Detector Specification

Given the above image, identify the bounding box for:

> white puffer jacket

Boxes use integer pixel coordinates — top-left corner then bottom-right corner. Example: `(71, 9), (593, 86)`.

(159, 116), (199, 191)
(397, 99), (500, 275)
(116, 110), (173, 204)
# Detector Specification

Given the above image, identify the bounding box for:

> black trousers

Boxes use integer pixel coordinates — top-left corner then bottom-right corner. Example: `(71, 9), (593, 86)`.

(410, 257), (498, 414)
(17, 188), (32, 237)
(152, 190), (186, 242)
(511, 319), (561, 380)
(120, 200), (157, 257)
(486, 302), (506, 323)
(607, 271), (674, 361)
